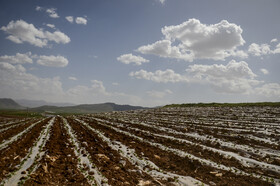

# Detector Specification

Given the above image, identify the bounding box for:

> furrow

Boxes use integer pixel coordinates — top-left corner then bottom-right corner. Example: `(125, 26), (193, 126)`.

(79, 117), (279, 185)
(62, 117), (108, 186)
(2, 117), (55, 186)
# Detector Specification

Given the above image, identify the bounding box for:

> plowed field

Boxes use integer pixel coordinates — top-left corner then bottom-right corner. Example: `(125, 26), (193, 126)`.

(0, 106), (279, 185)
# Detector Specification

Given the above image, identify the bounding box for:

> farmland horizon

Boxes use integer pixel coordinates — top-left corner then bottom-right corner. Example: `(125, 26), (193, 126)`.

(1, 97), (280, 111)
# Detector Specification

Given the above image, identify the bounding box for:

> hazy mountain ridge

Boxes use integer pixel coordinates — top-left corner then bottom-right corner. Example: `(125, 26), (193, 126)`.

(0, 98), (148, 113)
(0, 98), (25, 110)
(15, 99), (75, 108)
(31, 102), (148, 113)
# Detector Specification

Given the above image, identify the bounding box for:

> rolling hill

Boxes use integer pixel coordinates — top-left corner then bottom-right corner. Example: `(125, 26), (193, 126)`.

(31, 102), (148, 114)
(0, 98), (148, 113)
(0, 98), (25, 110)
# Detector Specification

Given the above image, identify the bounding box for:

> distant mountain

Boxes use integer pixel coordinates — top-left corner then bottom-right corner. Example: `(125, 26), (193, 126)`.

(31, 102), (148, 114)
(0, 98), (24, 110)
(16, 99), (74, 108)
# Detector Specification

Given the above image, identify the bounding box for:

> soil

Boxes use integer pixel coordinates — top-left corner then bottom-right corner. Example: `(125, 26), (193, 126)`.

(24, 117), (89, 185)
(0, 119), (38, 143)
(67, 117), (160, 185)
(0, 118), (50, 182)
(0, 106), (279, 186)
(81, 117), (271, 186)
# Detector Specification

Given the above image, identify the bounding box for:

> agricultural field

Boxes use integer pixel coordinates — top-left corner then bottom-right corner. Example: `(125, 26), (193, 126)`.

(0, 106), (279, 185)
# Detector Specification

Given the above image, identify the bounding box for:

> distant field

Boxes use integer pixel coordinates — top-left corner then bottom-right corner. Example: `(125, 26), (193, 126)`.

(0, 106), (279, 185)
(165, 102), (280, 107)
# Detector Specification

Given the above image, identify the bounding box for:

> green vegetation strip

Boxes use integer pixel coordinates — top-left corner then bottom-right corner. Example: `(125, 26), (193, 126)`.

(164, 102), (280, 108)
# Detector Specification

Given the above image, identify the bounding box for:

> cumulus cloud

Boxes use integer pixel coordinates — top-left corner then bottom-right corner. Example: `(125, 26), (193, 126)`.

(156, 0), (166, 4)
(248, 43), (271, 56)
(187, 60), (256, 79)
(129, 69), (189, 83)
(36, 55), (68, 67)
(75, 17), (87, 25)
(68, 77), (77, 81)
(248, 41), (280, 56)
(1, 20), (70, 47)
(0, 62), (65, 101)
(65, 16), (74, 23)
(0, 61), (148, 105)
(46, 24), (55, 29)
(66, 16), (88, 25)
(271, 38), (278, 43)
(255, 83), (280, 98)
(138, 40), (194, 61)
(46, 8), (59, 18)
(0, 62), (141, 104)
(186, 60), (259, 94)
(35, 6), (42, 11)
(146, 89), (172, 98)
(35, 6), (59, 18)
(91, 80), (109, 95)
(117, 53), (149, 65)
(137, 18), (245, 61)
(260, 68), (269, 75)
(66, 80), (111, 102)
(274, 43), (280, 54)
(0, 52), (33, 64)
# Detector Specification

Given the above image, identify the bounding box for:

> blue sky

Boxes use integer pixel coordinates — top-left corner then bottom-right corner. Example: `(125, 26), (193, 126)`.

(0, 0), (279, 106)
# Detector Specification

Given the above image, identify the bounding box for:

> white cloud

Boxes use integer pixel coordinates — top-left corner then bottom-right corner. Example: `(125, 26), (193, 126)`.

(69, 76), (77, 81)
(0, 62), (147, 105)
(230, 50), (248, 58)
(1, 20), (70, 47)
(248, 41), (280, 56)
(271, 38), (278, 43)
(112, 82), (119, 86)
(66, 16), (88, 25)
(260, 68), (269, 75)
(273, 43), (280, 54)
(147, 89), (172, 98)
(0, 52), (33, 64)
(35, 6), (42, 11)
(0, 62), (65, 102)
(66, 80), (111, 102)
(0, 52), (69, 68)
(46, 8), (59, 18)
(117, 53), (149, 65)
(91, 80), (109, 95)
(65, 16), (74, 23)
(156, 0), (166, 4)
(248, 43), (271, 56)
(36, 6), (59, 18)
(129, 69), (189, 83)
(187, 60), (256, 79)
(255, 83), (280, 98)
(138, 40), (194, 61)
(36, 55), (68, 67)
(138, 19), (245, 61)
(46, 24), (55, 29)
(186, 60), (259, 94)
(75, 17), (87, 25)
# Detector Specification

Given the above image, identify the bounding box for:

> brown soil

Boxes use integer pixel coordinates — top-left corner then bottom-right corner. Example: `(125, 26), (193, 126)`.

(0, 118), (30, 129)
(0, 118), (50, 182)
(24, 117), (89, 186)
(93, 117), (280, 179)
(81, 117), (272, 186)
(0, 119), (39, 143)
(67, 117), (160, 185)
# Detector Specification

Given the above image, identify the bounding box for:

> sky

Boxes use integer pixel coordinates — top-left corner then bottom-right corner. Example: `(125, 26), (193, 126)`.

(0, 0), (280, 107)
